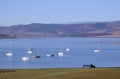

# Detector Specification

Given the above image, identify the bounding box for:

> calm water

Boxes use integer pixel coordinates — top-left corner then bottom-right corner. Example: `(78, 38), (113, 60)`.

(0, 37), (120, 69)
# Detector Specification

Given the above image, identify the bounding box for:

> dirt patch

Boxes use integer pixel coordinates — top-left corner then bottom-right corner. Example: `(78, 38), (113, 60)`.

(0, 70), (15, 73)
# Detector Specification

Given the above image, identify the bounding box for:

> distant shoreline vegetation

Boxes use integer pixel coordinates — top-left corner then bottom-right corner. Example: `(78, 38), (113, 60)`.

(0, 33), (120, 38)
(0, 34), (16, 39)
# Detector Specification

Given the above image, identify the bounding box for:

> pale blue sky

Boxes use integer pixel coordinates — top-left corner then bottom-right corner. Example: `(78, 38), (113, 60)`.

(0, 0), (120, 26)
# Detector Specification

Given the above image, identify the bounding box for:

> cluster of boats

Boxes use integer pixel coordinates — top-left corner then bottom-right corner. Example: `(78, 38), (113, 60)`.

(5, 47), (71, 61)
(5, 47), (101, 62)
(5, 41), (101, 62)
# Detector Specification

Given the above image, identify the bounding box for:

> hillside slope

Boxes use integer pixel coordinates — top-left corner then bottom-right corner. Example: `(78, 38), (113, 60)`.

(0, 21), (120, 37)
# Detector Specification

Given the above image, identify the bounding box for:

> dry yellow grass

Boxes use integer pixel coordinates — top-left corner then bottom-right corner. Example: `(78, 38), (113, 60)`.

(0, 68), (120, 79)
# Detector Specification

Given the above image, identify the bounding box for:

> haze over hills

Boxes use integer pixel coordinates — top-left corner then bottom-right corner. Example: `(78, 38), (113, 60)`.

(0, 21), (120, 38)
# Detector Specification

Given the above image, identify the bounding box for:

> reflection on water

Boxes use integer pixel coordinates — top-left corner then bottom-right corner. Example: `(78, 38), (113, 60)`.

(0, 38), (120, 69)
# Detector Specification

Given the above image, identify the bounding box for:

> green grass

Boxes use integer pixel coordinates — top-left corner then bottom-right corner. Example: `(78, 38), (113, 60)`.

(0, 68), (120, 79)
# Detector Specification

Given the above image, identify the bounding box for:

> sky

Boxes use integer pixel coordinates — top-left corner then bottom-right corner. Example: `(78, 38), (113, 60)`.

(0, 0), (120, 26)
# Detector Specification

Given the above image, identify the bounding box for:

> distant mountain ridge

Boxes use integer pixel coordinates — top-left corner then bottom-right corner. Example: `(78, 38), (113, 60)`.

(0, 21), (120, 38)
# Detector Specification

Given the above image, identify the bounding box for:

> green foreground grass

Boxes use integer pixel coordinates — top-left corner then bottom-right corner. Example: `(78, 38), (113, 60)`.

(0, 68), (120, 79)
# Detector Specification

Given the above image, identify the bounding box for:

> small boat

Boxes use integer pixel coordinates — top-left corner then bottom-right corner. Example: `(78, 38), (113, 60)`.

(6, 52), (13, 57)
(27, 48), (33, 54)
(94, 41), (101, 53)
(46, 54), (55, 57)
(6, 41), (13, 57)
(21, 56), (29, 61)
(94, 49), (101, 53)
(58, 52), (64, 56)
(32, 56), (40, 58)
(65, 48), (70, 52)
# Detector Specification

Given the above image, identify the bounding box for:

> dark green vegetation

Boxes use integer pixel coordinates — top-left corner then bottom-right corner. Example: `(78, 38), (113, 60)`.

(0, 21), (120, 38)
(0, 34), (15, 39)
(0, 68), (120, 79)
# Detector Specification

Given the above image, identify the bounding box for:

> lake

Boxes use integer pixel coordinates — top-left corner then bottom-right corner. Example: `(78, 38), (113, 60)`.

(0, 37), (120, 69)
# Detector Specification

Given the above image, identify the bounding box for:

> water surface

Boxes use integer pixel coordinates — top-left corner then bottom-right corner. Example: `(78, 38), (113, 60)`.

(0, 37), (120, 69)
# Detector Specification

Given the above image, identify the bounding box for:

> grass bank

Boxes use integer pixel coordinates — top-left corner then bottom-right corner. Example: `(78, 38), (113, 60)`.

(0, 68), (120, 79)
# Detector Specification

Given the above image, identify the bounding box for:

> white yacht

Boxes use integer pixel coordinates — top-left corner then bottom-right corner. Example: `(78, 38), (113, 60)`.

(94, 49), (101, 53)
(65, 48), (70, 52)
(6, 52), (13, 57)
(58, 51), (64, 56)
(94, 41), (101, 53)
(6, 41), (13, 57)
(22, 56), (29, 61)
(27, 48), (33, 54)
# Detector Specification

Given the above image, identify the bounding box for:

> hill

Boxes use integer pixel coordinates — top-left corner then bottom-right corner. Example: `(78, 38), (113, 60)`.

(0, 21), (120, 38)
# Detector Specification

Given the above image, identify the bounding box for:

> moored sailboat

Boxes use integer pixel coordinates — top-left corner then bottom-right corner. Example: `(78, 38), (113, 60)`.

(6, 40), (13, 57)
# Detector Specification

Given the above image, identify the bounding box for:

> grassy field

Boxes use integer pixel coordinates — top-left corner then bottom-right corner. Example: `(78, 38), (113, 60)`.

(0, 68), (120, 79)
